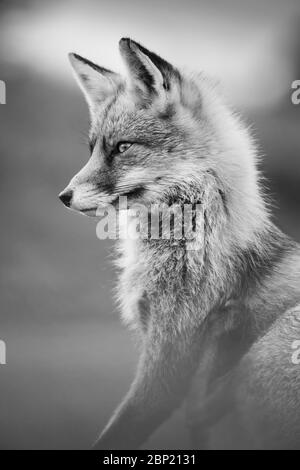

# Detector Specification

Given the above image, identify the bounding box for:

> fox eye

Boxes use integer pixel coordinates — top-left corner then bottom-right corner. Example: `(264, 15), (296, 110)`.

(116, 142), (132, 154)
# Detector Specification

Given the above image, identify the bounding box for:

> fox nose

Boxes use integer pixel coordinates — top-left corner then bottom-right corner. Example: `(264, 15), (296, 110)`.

(59, 189), (73, 208)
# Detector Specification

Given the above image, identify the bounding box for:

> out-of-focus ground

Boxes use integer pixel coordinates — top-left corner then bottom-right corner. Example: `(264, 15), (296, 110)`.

(0, 0), (299, 449)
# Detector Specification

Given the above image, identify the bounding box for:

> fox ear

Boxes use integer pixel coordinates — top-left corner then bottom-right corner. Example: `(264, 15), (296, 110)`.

(119, 38), (179, 97)
(68, 53), (121, 109)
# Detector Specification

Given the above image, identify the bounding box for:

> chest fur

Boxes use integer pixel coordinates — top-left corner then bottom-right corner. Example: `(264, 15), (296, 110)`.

(117, 238), (148, 328)
(116, 237), (206, 330)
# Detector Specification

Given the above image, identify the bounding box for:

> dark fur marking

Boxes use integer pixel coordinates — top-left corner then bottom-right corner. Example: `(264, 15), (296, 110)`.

(120, 38), (180, 93)
(89, 96), (118, 161)
(208, 308), (254, 389)
(131, 40), (181, 90)
(121, 39), (155, 92)
(206, 169), (229, 216)
(158, 103), (175, 121)
(138, 292), (150, 333)
(94, 165), (117, 194)
(237, 230), (296, 291)
(102, 135), (108, 155)
(73, 53), (115, 76)
(125, 186), (146, 200)
(218, 189), (228, 215)
(89, 135), (97, 154)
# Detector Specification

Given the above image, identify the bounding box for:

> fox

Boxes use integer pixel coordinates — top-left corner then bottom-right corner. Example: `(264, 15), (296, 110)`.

(59, 38), (300, 450)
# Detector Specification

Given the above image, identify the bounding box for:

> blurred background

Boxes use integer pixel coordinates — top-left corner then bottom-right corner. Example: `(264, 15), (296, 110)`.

(0, 0), (299, 450)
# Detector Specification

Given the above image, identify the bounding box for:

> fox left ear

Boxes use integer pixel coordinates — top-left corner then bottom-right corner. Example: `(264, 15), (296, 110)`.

(68, 53), (122, 110)
(119, 38), (180, 98)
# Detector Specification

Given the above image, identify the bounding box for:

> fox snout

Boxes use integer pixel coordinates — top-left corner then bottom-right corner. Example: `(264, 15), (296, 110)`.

(58, 180), (100, 216)
(59, 189), (73, 208)
(59, 170), (118, 216)
(58, 157), (107, 216)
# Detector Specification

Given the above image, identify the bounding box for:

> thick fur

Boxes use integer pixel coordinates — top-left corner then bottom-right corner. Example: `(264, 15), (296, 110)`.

(60, 38), (300, 449)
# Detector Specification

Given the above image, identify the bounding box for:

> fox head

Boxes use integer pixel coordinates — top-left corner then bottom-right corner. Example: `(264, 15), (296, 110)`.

(60, 38), (266, 245)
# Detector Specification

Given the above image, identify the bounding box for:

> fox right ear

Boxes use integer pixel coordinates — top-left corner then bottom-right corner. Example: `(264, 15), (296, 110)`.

(119, 38), (180, 99)
(68, 53), (121, 110)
